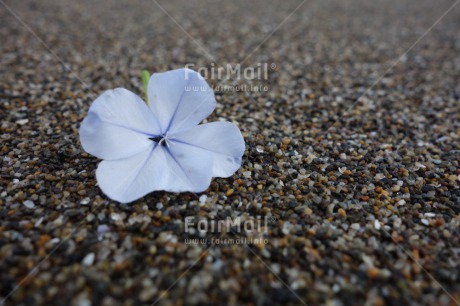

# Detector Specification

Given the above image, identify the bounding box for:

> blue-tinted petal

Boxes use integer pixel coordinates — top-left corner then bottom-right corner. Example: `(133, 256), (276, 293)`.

(171, 122), (245, 177)
(79, 88), (161, 160)
(148, 68), (216, 134)
(96, 142), (213, 203)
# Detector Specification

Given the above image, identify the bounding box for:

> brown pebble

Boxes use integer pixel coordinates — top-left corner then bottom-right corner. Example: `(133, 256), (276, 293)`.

(367, 267), (380, 279)
(36, 235), (51, 248)
(375, 186), (383, 193)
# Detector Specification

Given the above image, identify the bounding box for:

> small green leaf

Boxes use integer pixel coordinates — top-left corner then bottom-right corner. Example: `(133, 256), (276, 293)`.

(141, 70), (150, 104)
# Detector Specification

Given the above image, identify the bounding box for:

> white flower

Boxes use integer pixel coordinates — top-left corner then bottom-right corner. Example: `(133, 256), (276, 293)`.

(79, 68), (245, 203)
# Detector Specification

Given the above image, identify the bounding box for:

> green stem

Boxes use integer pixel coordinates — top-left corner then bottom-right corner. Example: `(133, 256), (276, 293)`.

(141, 70), (150, 104)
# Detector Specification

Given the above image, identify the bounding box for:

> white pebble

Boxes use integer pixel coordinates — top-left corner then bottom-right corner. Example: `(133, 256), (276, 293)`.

(16, 119), (29, 125)
(374, 220), (381, 230)
(397, 200), (406, 206)
(243, 171), (252, 178)
(424, 213), (436, 218)
(49, 238), (60, 244)
(199, 195), (207, 204)
(80, 197), (90, 205)
(212, 260), (224, 271)
(350, 223), (360, 230)
(282, 222), (292, 235)
(436, 136), (449, 142)
(82, 253), (95, 266)
(421, 219), (430, 226)
(110, 213), (121, 221)
(23, 200), (35, 209)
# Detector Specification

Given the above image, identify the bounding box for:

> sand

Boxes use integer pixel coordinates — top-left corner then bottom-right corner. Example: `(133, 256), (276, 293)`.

(1, 0), (459, 305)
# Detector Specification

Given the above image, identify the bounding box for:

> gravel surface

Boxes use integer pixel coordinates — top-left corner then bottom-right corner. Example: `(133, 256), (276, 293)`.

(1, 0), (460, 305)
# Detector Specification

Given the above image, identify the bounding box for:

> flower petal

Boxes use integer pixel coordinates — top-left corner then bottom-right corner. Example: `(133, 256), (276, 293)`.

(163, 142), (214, 192)
(171, 122), (245, 177)
(148, 68), (216, 134)
(96, 142), (213, 203)
(96, 144), (160, 203)
(79, 88), (161, 160)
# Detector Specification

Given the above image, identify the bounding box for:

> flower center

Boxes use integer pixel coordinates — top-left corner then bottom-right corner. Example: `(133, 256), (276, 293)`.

(149, 134), (173, 147)
(149, 136), (167, 146)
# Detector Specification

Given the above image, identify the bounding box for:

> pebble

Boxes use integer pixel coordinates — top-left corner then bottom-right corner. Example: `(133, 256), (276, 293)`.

(199, 194), (207, 204)
(82, 253), (95, 266)
(23, 200), (35, 209)
(350, 223), (361, 230)
(97, 225), (111, 235)
(80, 197), (90, 205)
(16, 119), (29, 125)
(282, 137), (291, 145)
(443, 230), (452, 238)
(421, 185), (435, 193)
(367, 267), (380, 279)
(421, 219), (430, 226)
